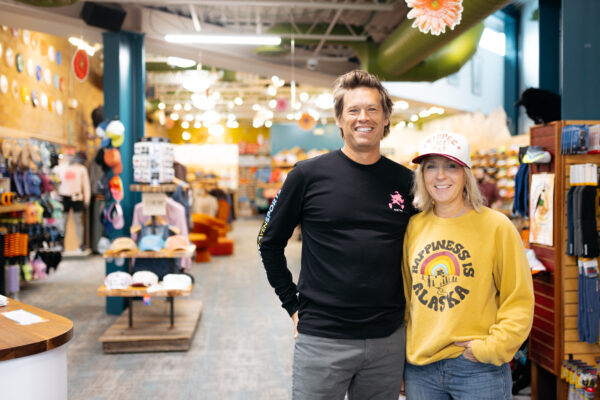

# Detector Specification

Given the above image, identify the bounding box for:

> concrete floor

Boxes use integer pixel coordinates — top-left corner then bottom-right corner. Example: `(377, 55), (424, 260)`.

(17, 218), (531, 399)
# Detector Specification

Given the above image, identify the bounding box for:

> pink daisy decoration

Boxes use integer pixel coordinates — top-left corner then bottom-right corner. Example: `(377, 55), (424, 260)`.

(405, 0), (464, 36)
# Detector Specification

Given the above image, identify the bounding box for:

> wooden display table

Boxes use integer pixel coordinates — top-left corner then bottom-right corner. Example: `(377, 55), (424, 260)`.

(0, 298), (73, 399)
(97, 284), (192, 327)
(98, 246), (202, 353)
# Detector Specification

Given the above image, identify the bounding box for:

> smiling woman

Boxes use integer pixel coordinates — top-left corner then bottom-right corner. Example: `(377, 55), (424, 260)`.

(402, 130), (534, 400)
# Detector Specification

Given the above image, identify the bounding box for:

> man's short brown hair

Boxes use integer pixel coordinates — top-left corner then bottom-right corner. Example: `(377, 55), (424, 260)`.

(333, 70), (394, 138)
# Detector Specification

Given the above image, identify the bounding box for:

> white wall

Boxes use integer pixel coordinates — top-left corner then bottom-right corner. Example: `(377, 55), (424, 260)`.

(383, 47), (505, 116)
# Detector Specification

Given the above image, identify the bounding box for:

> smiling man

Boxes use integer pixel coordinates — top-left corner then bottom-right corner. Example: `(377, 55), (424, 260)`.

(257, 70), (415, 399)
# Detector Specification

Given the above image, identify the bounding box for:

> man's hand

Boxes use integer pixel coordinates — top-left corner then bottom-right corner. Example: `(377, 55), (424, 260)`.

(292, 311), (299, 340)
(454, 340), (479, 362)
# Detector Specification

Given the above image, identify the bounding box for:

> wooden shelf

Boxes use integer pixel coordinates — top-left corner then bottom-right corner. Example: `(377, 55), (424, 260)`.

(97, 285), (192, 297)
(129, 183), (178, 192)
(0, 203), (27, 213)
(103, 245), (195, 259)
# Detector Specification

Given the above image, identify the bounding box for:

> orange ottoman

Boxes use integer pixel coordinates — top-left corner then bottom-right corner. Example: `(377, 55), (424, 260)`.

(189, 232), (211, 262)
(209, 237), (234, 256)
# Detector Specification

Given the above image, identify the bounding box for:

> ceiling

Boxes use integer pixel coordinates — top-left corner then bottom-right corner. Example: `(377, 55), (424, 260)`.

(0, 0), (511, 126)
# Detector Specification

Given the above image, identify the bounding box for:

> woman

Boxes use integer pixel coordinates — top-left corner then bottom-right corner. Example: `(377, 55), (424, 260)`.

(402, 131), (534, 399)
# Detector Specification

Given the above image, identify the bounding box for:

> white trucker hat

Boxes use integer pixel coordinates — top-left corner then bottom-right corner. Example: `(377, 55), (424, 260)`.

(412, 131), (472, 168)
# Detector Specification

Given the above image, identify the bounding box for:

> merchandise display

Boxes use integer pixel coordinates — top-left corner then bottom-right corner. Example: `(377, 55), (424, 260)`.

(133, 138), (175, 184)
(471, 146), (520, 208)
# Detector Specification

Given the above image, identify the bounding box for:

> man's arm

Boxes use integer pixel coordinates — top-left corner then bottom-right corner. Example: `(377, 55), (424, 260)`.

(257, 166), (306, 316)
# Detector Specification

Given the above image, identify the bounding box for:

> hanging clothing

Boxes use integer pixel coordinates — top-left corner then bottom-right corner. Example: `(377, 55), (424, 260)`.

(512, 164), (529, 217)
(171, 185), (190, 225)
(192, 188), (219, 217)
(53, 163), (91, 205)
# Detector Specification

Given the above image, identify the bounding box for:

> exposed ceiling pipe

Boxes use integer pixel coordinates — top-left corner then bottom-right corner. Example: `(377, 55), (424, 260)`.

(377, 0), (513, 76)
(353, 23), (485, 82)
(259, 0), (511, 82)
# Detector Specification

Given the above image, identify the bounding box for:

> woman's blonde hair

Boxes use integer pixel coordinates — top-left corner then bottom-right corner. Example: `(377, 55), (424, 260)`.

(412, 161), (484, 213)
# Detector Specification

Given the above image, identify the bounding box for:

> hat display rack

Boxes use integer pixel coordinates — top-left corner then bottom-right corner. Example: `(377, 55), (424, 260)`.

(94, 116), (126, 236)
(0, 137), (65, 296)
(96, 134), (200, 349)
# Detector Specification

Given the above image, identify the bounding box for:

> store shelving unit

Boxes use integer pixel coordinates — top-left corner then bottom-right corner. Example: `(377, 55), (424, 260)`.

(0, 203), (28, 214)
(97, 184), (202, 354)
(527, 121), (600, 399)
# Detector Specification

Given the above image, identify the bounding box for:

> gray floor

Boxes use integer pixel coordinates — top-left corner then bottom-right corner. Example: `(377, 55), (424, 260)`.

(18, 218), (298, 400)
(17, 218), (531, 399)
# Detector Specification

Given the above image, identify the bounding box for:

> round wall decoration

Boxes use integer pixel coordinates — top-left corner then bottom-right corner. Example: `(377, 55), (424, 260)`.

(72, 49), (89, 82)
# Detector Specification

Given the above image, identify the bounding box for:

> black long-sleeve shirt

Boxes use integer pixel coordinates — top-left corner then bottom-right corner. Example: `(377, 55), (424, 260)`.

(258, 150), (415, 339)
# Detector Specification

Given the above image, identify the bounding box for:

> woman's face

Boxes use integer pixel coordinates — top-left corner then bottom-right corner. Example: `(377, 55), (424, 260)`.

(422, 155), (466, 208)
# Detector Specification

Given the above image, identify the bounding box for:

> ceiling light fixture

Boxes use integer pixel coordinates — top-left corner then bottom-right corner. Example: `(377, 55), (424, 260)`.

(165, 34), (281, 45)
(167, 56), (196, 68)
(68, 37), (101, 56)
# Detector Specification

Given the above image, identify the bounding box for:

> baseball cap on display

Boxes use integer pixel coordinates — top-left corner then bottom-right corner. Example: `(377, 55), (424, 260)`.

(104, 149), (122, 175)
(96, 120), (109, 139)
(131, 270), (159, 287)
(106, 120), (125, 148)
(412, 131), (472, 168)
(97, 237), (111, 254)
(162, 273), (192, 290)
(139, 234), (165, 252)
(109, 175), (124, 202)
(25, 202), (38, 224)
(104, 271), (133, 289)
(107, 202), (124, 230)
(165, 235), (189, 252)
(109, 237), (138, 253)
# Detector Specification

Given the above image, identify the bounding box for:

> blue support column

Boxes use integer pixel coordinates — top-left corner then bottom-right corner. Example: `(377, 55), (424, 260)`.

(103, 31), (145, 314)
(561, 0), (600, 119)
(500, 6), (519, 135)
(539, 0), (560, 95)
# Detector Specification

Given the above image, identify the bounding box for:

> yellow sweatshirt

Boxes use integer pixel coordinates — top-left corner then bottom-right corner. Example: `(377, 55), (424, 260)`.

(402, 207), (534, 366)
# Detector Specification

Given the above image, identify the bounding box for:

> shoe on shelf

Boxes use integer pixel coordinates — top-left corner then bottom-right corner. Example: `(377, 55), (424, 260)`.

(522, 146), (551, 164)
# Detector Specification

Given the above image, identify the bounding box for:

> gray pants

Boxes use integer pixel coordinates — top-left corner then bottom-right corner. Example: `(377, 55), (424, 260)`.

(292, 324), (405, 400)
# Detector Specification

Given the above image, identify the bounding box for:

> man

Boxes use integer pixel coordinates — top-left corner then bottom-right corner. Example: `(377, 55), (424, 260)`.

(474, 166), (502, 208)
(257, 70), (415, 399)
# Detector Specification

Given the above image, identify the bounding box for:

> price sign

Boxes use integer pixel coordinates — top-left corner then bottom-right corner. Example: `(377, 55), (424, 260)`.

(142, 193), (167, 216)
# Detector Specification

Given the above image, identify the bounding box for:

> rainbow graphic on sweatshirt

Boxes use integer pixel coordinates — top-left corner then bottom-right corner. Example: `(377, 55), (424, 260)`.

(420, 251), (460, 276)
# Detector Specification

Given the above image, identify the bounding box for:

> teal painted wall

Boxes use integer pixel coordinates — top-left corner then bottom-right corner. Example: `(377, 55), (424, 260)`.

(270, 123), (342, 154)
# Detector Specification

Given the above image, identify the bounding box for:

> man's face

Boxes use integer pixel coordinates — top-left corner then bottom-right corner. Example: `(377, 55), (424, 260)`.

(336, 87), (389, 154)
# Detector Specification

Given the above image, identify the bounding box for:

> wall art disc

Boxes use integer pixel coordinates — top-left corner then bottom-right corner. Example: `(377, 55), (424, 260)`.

(27, 58), (34, 76)
(40, 92), (48, 109)
(72, 49), (89, 82)
(5, 47), (14, 67)
(0, 75), (7, 94)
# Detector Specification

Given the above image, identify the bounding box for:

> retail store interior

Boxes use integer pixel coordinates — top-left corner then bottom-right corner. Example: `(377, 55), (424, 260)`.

(0, 0), (599, 399)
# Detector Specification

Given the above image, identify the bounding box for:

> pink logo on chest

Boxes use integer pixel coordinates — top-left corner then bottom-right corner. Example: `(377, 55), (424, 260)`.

(389, 191), (405, 210)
